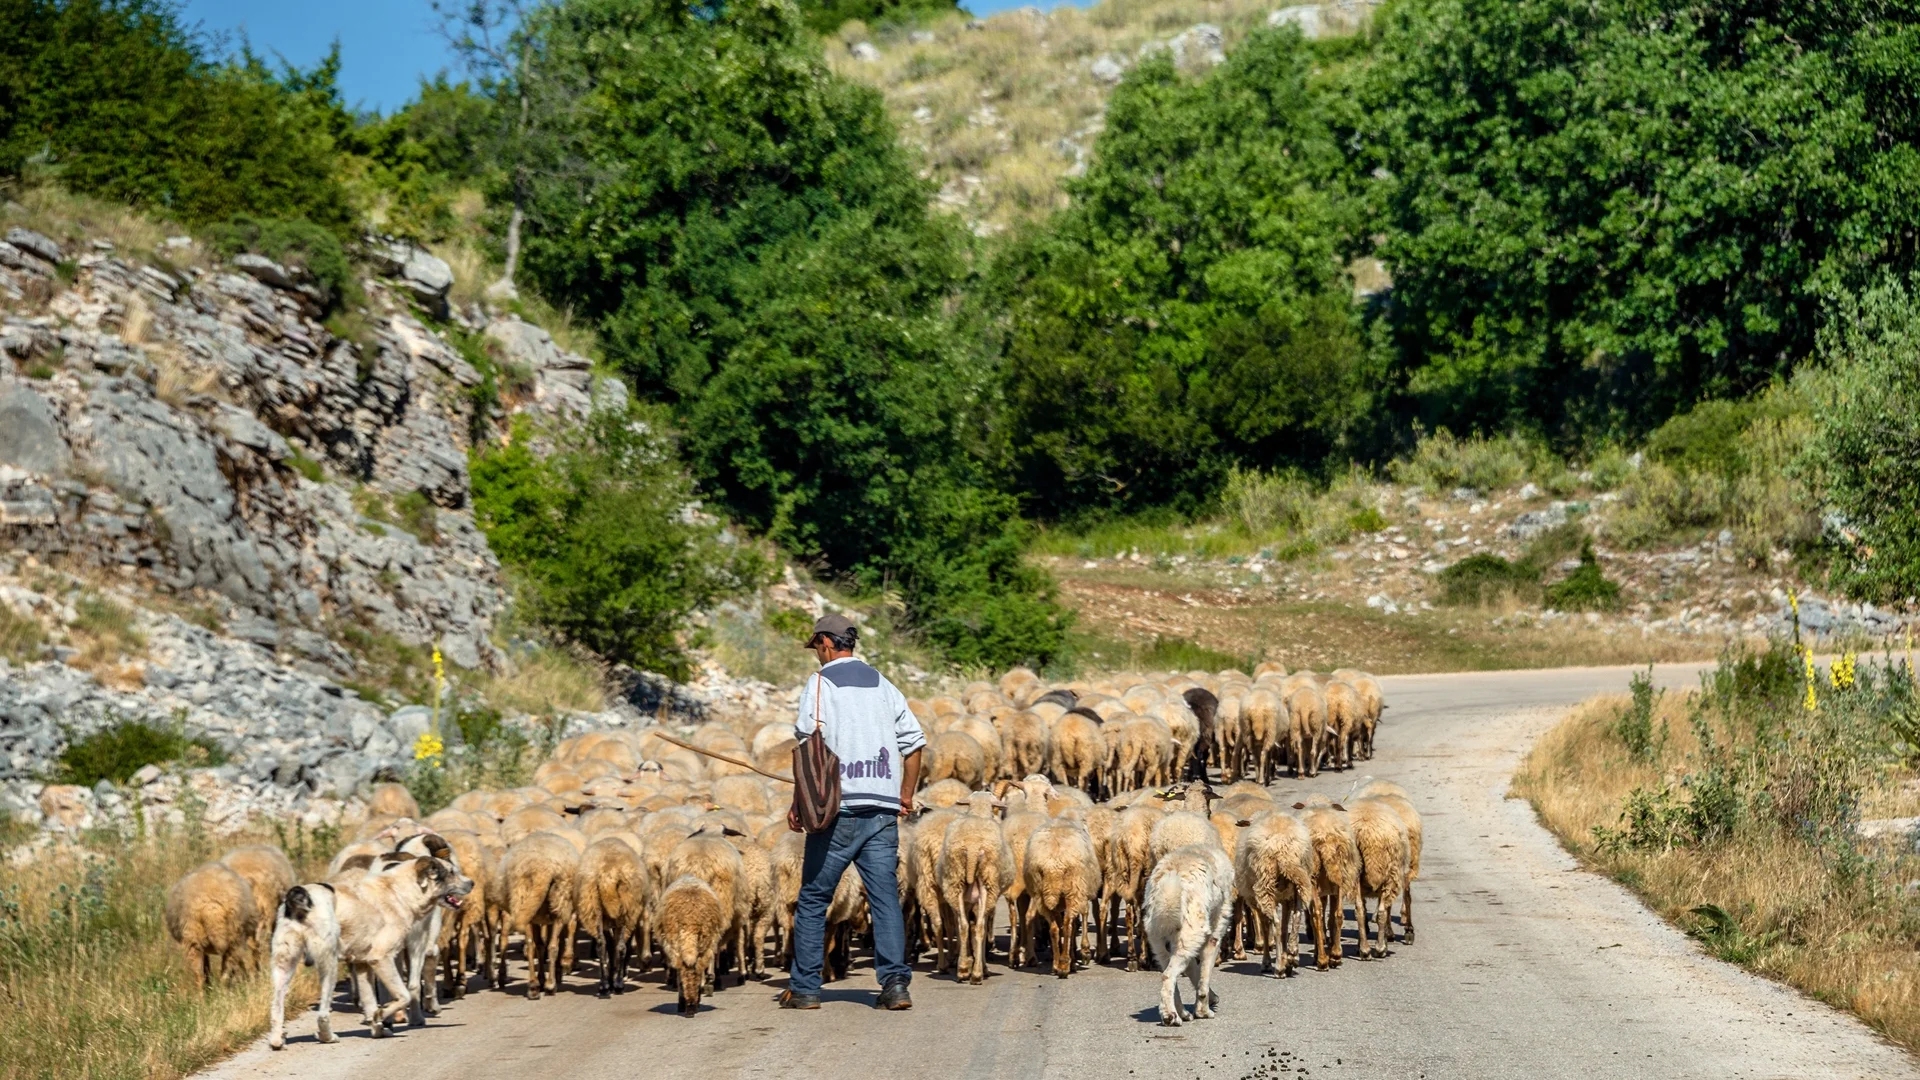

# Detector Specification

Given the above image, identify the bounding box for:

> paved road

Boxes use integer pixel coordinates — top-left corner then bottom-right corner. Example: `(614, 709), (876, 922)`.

(205, 662), (1919, 1080)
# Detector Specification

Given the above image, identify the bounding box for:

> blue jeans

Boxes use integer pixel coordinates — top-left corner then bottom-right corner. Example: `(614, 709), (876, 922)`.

(789, 808), (909, 996)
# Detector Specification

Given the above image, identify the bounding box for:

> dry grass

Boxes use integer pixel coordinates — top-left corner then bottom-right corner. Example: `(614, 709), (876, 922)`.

(1515, 692), (1920, 1052)
(475, 645), (607, 716)
(829, 0), (1375, 233)
(63, 592), (149, 689)
(0, 819), (334, 1080)
(1, 185), (203, 270)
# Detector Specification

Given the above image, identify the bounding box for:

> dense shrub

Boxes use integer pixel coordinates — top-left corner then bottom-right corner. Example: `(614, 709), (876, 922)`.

(1365, 0), (1920, 441)
(207, 215), (355, 311)
(1799, 278), (1920, 603)
(470, 407), (764, 679)
(53, 716), (227, 787)
(795, 0), (959, 35)
(992, 31), (1369, 518)
(0, 0), (350, 228)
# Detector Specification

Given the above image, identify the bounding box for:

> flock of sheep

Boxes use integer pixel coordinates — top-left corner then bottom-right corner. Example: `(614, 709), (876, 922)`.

(163, 661), (1420, 1038)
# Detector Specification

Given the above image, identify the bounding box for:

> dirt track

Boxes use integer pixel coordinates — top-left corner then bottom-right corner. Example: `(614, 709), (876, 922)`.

(203, 662), (1919, 1080)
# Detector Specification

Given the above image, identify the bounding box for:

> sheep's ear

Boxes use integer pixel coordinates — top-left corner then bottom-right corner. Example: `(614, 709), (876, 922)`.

(1290, 802), (1307, 810)
(721, 827), (746, 837)
(1235, 819), (1253, 828)
(1330, 802), (1346, 812)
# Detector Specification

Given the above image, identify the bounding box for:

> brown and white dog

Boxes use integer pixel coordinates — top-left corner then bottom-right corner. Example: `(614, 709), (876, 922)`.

(267, 846), (472, 1049)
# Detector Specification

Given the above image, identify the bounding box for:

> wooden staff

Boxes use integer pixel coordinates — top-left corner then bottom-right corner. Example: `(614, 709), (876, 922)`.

(646, 729), (795, 785)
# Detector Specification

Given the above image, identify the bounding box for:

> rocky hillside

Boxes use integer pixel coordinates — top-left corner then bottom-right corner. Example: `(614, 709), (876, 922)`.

(0, 196), (654, 833)
(828, 0), (1379, 233)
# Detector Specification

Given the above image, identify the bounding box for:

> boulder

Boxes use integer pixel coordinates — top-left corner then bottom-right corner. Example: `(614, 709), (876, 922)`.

(1090, 54), (1127, 84)
(1269, 5), (1325, 38)
(0, 384), (70, 475)
(850, 41), (881, 62)
(1169, 23), (1225, 66)
(388, 705), (433, 752)
(3, 228), (62, 265)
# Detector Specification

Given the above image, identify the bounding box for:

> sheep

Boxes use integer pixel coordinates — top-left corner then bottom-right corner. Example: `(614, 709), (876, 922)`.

(666, 828), (748, 991)
(432, 829), (493, 998)
(1348, 798), (1411, 959)
(166, 862), (260, 987)
(1022, 818), (1102, 977)
(1294, 803), (1359, 970)
(502, 831), (579, 999)
(657, 875), (726, 1017)
(1239, 687), (1283, 783)
(768, 830), (807, 967)
(368, 781), (420, 819)
(1331, 668), (1384, 758)
(920, 778), (972, 808)
(1119, 715), (1174, 791)
(1149, 698), (1201, 781)
(1149, 811), (1218, 866)
(1049, 709), (1105, 794)
(953, 715), (1005, 780)
(821, 863), (867, 983)
(923, 730), (987, 790)
(1106, 806), (1158, 970)
(219, 845), (294, 958)
(1000, 710), (1052, 782)
(938, 791), (1014, 984)
(999, 665), (1041, 701)
(574, 835), (649, 996)
(1143, 843), (1235, 1027)
(1352, 782), (1422, 944)
(1234, 812), (1317, 976)
(1322, 679), (1365, 770)
(1283, 683), (1327, 778)
(730, 835), (777, 980)
(501, 804), (567, 845)
(997, 793), (1051, 968)
(906, 807), (959, 969)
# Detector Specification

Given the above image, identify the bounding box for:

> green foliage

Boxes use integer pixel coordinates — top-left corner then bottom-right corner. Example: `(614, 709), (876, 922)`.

(0, 0), (350, 227)
(284, 451), (325, 484)
(794, 0), (959, 35)
(504, 0), (1068, 669)
(471, 408), (764, 679)
(1543, 539), (1622, 612)
(1365, 0), (1920, 441)
(1437, 553), (1535, 606)
(992, 31), (1369, 517)
(208, 215), (356, 311)
(1687, 903), (1781, 966)
(53, 716), (226, 787)
(1799, 277), (1920, 603)
(1613, 666), (1663, 761)
(339, 76), (497, 240)
(1134, 635), (1256, 675)
(1387, 430), (1554, 494)
(353, 487), (438, 545)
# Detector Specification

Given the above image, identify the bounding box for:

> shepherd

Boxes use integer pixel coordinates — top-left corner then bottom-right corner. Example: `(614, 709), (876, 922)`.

(781, 614), (925, 1011)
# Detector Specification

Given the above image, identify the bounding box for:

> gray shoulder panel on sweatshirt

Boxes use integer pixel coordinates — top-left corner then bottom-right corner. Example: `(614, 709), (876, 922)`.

(820, 660), (881, 688)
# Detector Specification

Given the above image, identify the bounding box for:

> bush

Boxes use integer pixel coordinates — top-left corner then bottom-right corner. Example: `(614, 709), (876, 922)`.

(1437, 553), (1536, 606)
(1799, 277), (1920, 603)
(1, 0), (350, 228)
(207, 215), (356, 312)
(53, 716), (226, 786)
(471, 407), (764, 679)
(1543, 539), (1622, 612)
(1387, 429), (1554, 494)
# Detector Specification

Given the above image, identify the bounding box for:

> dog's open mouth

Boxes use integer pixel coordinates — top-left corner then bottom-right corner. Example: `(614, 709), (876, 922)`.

(442, 894), (464, 908)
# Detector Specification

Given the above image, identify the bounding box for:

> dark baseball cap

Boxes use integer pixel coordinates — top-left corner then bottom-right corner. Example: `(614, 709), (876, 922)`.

(805, 613), (858, 645)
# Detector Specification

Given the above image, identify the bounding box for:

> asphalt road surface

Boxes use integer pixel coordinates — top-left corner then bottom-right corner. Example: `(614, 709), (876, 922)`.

(204, 662), (1920, 1080)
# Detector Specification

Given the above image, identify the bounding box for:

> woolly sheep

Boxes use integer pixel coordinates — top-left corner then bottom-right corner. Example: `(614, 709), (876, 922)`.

(368, 782), (420, 819)
(657, 875), (726, 1017)
(166, 861), (260, 987)
(1000, 711), (1051, 782)
(1048, 710), (1104, 793)
(219, 845), (293, 957)
(1352, 782), (1422, 944)
(1022, 818), (1102, 977)
(923, 730), (987, 790)
(1348, 798), (1410, 959)
(503, 831), (580, 999)
(1233, 812), (1317, 976)
(574, 836), (648, 996)
(1294, 803), (1359, 970)
(939, 792), (1014, 984)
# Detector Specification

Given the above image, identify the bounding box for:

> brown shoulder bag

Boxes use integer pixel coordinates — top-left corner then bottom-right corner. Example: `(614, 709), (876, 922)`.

(791, 672), (841, 833)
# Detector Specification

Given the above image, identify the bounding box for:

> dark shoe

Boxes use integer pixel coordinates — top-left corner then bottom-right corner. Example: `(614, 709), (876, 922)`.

(779, 990), (820, 1010)
(876, 980), (912, 1011)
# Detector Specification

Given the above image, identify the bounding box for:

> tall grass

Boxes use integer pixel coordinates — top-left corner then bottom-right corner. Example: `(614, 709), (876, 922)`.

(1032, 467), (1389, 561)
(0, 816), (332, 1080)
(1514, 644), (1920, 1050)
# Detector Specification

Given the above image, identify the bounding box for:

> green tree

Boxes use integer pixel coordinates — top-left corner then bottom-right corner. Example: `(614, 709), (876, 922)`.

(991, 31), (1370, 518)
(792, 0), (959, 36)
(1798, 277), (1920, 603)
(496, 0), (1069, 668)
(1364, 0), (1920, 441)
(0, 0), (351, 228)
(470, 407), (761, 678)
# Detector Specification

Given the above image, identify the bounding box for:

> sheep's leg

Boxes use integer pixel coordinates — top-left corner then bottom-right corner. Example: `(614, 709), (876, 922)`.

(562, 917), (577, 975)
(1310, 891), (1330, 971)
(1124, 895), (1140, 972)
(1400, 880), (1415, 944)
(183, 944), (207, 990)
(525, 922), (546, 1000)
(972, 897), (990, 985)
(1374, 887), (1394, 958)
(546, 920), (567, 993)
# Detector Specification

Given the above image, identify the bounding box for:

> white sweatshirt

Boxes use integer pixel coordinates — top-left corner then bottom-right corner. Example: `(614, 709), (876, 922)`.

(794, 657), (927, 813)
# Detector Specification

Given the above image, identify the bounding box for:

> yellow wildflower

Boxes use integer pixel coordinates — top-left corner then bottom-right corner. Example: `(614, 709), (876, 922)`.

(413, 731), (445, 764)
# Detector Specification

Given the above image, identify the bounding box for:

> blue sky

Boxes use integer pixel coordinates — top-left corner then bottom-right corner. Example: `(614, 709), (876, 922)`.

(177, 0), (1068, 115)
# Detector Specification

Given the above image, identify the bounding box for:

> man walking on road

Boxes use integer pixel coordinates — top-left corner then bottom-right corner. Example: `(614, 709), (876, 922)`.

(781, 614), (924, 1011)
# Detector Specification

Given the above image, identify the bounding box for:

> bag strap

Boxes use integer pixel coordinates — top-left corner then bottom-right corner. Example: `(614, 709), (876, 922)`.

(813, 671), (825, 734)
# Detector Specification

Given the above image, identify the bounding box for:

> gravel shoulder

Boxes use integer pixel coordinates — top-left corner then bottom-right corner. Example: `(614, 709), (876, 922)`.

(202, 663), (1919, 1080)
